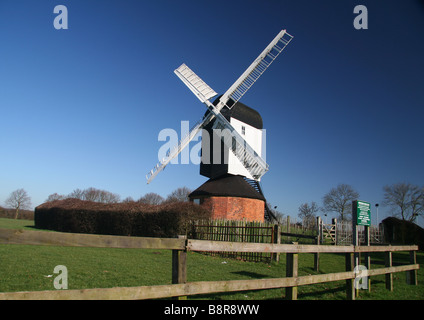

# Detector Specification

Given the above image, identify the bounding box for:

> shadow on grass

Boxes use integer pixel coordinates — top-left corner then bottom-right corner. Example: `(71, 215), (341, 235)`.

(24, 225), (56, 232)
(297, 286), (346, 300)
(231, 271), (272, 279)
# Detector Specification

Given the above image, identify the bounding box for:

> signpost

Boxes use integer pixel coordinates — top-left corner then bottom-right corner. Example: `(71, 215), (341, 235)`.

(352, 200), (371, 246)
(352, 200), (372, 294)
(355, 200), (371, 226)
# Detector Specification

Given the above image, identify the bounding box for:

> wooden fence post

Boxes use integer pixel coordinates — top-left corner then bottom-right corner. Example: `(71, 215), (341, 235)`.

(273, 224), (281, 263)
(351, 201), (360, 297)
(332, 218), (337, 245)
(345, 252), (355, 300)
(407, 250), (418, 285)
(286, 216), (290, 243)
(172, 235), (187, 300)
(385, 249), (393, 291)
(364, 225), (371, 292)
(286, 242), (298, 300)
(314, 217), (321, 272)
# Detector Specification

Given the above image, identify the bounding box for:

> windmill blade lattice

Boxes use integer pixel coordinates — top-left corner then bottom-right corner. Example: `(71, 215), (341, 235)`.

(146, 29), (293, 184)
(174, 64), (218, 103)
(216, 30), (293, 112)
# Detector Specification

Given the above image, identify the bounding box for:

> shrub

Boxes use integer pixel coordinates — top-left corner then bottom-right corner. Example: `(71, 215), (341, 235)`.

(34, 198), (210, 238)
(382, 217), (424, 250)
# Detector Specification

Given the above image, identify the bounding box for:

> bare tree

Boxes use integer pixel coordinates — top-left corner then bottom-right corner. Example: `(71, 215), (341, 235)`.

(138, 192), (164, 205)
(67, 187), (120, 203)
(322, 184), (359, 221)
(5, 188), (32, 219)
(96, 189), (121, 204)
(68, 188), (85, 199)
(165, 187), (192, 203)
(298, 202), (319, 228)
(45, 193), (66, 202)
(122, 196), (135, 203)
(83, 187), (103, 202)
(383, 183), (424, 222)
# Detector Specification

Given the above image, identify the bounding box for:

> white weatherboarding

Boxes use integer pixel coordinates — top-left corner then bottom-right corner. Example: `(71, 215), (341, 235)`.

(146, 29), (293, 184)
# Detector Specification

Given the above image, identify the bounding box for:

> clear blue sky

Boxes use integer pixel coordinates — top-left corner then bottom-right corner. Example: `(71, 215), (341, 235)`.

(1, 0), (423, 226)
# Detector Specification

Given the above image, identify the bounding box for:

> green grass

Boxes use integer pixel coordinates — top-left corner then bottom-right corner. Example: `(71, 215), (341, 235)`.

(0, 218), (423, 300)
(0, 217), (35, 230)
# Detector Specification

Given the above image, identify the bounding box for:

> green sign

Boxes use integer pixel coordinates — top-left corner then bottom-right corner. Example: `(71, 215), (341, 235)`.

(354, 200), (371, 226)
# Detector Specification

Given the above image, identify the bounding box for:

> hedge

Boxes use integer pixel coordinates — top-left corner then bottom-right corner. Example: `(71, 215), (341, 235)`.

(34, 198), (211, 238)
(382, 217), (424, 250)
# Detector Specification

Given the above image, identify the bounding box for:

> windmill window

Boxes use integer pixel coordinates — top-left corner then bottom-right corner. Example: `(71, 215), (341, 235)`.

(241, 126), (246, 135)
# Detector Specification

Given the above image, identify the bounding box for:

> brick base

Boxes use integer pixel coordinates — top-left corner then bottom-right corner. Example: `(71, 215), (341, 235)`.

(197, 196), (264, 222)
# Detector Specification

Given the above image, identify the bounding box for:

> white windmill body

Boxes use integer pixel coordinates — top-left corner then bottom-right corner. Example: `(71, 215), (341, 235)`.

(146, 29), (293, 221)
(228, 116), (263, 179)
(199, 97), (264, 181)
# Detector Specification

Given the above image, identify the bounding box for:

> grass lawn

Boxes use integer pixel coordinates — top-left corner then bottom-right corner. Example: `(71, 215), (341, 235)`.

(0, 217), (37, 230)
(0, 218), (423, 300)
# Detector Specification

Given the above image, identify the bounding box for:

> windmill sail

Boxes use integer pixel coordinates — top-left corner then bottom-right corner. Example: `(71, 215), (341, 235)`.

(174, 64), (218, 103)
(215, 29), (293, 112)
(146, 112), (213, 184)
(173, 63), (269, 180)
(146, 29), (293, 184)
(147, 65), (218, 184)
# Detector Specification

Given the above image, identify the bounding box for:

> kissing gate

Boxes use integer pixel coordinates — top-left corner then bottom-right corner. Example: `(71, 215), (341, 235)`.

(317, 217), (383, 246)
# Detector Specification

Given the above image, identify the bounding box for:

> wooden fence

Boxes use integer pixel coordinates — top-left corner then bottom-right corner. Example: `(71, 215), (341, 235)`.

(190, 218), (318, 263)
(190, 219), (276, 262)
(0, 228), (419, 300)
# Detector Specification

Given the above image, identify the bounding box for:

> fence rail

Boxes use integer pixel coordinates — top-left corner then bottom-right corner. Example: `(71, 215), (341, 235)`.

(0, 264), (418, 301)
(0, 228), (185, 249)
(0, 228), (419, 300)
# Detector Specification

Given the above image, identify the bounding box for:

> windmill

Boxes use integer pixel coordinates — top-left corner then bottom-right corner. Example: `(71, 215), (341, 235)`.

(146, 29), (293, 221)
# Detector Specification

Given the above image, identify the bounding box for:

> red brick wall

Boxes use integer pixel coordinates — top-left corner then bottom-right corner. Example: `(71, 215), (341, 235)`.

(200, 196), (264, 222)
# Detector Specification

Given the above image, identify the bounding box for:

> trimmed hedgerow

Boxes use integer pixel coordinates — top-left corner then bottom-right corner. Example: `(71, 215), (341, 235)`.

(34, 198), (211, 238)
(382, 217), (424, 250)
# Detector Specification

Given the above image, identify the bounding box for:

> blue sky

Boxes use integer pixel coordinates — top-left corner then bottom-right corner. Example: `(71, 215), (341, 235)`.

(1, 0), (423, 226)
